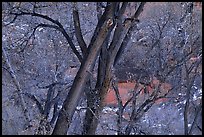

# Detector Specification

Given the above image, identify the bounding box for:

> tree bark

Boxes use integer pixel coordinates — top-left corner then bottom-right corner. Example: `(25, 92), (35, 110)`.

(52, 3), (116, 135)
(86, 58), (113, 135)
(81, 2), (146, 135)
(82, 32), (109, 135)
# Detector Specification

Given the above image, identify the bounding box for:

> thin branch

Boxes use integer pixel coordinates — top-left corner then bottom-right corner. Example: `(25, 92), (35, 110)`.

(188, 104), (202, 134)
(50, 100), (60, 126)
(196, 125), (202, 132)
(76, 107), (99, 120)
(113, 19), (137, 66)
(10, 11), (61, 26)
(111, 80), (124, 135)
(117, 2), (128, 20)
(131, 2), (146, 22)
(44, 84), (55, 118)
(113, 2), (146, 66)
(183, 56), (200, 135)
(4, 14), (18, 26)
(187, 57), (202, 74)
(24, 92), (44, 114)
(125, 83), (141, 135)
(9, 11), (83, 62)
(108, 3), (128, 54)
(96, 2), (104, 20)
(2, 46), (31, 127)
(72, 2), (87, 57)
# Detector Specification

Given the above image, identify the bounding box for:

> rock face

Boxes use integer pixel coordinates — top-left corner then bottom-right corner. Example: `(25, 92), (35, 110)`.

(104, 67), (172, 107)
(63, 66), (79, 82)
(113, 67), (152, 85)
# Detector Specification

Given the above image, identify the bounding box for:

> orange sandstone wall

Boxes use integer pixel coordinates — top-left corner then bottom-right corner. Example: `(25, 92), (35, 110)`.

(104, 78), (172, 106)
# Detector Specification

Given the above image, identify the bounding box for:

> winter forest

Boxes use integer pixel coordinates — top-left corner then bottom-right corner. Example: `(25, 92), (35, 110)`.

(2, 2), (202, 135)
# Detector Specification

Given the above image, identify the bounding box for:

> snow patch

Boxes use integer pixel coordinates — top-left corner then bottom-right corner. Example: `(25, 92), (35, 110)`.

(38, 27), (44, 32)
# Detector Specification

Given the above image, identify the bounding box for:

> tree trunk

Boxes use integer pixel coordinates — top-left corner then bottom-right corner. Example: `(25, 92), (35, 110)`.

(82, 80), (96, 135)
(83, 44), (108, 134)
(52, 3), (116, 135)
(82, 2), (146, 134)
(85, 58), (113, 135)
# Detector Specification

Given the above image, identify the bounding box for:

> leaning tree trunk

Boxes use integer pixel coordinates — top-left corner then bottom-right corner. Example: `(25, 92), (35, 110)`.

(52, 3), (116, 135)
(87, 57), (113, 134)
(82, 15), (112, 133)
(82, 2), (110, 135)
(82, 2), (146, 134)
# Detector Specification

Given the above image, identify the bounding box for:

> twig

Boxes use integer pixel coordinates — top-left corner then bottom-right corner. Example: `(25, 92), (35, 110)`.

(72, 2), (87, 57)
(2, 46), (31, 127)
